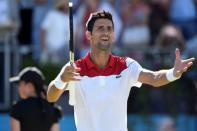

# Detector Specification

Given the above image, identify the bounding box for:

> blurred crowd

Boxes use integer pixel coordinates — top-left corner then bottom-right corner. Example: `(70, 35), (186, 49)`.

(1, 0), (197, 115)
(14, 0), (197, 65)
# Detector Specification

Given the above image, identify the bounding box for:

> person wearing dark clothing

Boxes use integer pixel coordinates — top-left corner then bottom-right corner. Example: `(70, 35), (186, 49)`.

(9, 67), (62, 131)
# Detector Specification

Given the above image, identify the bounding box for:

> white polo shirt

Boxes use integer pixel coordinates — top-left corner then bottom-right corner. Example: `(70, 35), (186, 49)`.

(68, 53), (143, 131)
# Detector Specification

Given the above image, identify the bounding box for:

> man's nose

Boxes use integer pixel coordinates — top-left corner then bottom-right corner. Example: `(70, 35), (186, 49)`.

(102, 28), (110, 34)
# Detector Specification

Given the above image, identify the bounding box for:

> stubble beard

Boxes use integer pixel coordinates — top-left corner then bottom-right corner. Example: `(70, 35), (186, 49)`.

(97, 41), (112, 51)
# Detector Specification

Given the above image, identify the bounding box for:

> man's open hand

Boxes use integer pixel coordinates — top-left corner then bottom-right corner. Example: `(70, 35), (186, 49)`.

(173, 48), (195, 77)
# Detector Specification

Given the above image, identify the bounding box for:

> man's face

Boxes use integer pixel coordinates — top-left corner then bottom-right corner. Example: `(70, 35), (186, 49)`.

(88, 18), (115, 51)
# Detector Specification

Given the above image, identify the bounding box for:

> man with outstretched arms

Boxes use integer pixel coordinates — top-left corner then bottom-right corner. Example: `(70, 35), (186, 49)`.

(47, 11), (195, 131)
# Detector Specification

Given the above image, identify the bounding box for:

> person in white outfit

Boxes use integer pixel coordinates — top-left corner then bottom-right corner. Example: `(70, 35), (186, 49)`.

(47, 11), (195, 131)
(40, 0), (70, 64)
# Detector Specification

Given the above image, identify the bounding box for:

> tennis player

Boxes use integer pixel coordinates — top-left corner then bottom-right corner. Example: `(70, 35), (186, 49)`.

(47, 11), (195, 131)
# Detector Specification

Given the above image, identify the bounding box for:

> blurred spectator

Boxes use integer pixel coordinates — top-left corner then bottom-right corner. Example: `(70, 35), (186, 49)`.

(155, 25), (185, 51)
(120, 0), (150, 48)
(32, 0), (52, 61)
(119, 0), (150, 60)
(158, 117), (176, 131)
(40, 0), (70, 64)
(184, 35), (197, 59)
(9, 67), (62, 131)
(169, 0), (197, 40)
(72, 0), (84, 13)
(99, 0), (123, 43)
(148, 0), (170, 46)
(155, 25), (185, 67)
(149, 24), (196, 115)
(0, 0), (14, 26)
(107, 0), (122, 16)
(16, 0), (34, 8)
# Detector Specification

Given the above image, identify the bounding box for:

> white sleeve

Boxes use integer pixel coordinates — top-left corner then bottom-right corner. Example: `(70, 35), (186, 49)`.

(126, 58), (143, 88)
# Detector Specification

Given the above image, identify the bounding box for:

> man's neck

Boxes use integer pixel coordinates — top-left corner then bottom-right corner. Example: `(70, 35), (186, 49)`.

(90, 51), (111, 69)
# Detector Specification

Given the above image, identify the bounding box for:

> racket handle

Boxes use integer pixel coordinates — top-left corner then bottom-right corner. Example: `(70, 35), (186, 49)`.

(68, 1), (75, 106)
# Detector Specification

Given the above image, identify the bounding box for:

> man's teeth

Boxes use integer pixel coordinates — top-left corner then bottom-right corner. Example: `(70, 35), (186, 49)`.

(101, 38), (109, 40)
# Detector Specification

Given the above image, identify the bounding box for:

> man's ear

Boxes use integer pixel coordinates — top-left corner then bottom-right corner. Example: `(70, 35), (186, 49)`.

(86, 31), (91, 41)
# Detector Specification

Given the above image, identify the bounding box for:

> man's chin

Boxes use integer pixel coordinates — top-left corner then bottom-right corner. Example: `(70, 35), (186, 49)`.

(99, 46), (111, 51)
(97, 42), (111, 50)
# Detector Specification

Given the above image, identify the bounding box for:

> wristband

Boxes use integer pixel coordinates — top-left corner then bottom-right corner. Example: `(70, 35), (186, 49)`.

(54, 74), (66, 90)
(166, 68), (180, 82)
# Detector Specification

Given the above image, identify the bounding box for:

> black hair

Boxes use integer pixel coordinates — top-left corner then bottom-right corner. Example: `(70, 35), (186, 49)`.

(86, 10), (114, 32)
(23, 79), (46, 99)
(32, 82), (47, 113)
(24, 80), (47, 114)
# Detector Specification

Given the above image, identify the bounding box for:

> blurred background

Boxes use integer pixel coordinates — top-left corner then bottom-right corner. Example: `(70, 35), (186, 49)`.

(0, 0), (197, 130)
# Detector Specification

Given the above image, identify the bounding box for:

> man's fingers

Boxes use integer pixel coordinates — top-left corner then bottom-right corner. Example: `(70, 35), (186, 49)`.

(66, 66), (75, 71)
(175, 61), (193, 75)
(187, 61), (193, 67)
(183, 57), (195, 63)
(175, 48), (181, 61)
(181, 60), (194, 71)
(183, 67), (188, 72)
(67, 72), (80, 77)
(175, 70), (181, 75)
(65, 66), (81, 72)
(67, 71), (81, 78)
(75, 67), (81, 72)
(68, 77), (81, 81)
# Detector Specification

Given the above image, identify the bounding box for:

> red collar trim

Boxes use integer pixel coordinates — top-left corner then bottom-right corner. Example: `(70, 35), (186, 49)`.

(84, 52), (115, 70)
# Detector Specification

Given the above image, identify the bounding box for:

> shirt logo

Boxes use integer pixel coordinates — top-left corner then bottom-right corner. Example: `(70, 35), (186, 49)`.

(116, 75), (121, 78)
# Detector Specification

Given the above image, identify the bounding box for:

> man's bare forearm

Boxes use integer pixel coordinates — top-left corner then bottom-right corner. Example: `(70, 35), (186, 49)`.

(149, 70), (171, 87)
(138, 69), (175, 87)
(47, 81), (65, 102)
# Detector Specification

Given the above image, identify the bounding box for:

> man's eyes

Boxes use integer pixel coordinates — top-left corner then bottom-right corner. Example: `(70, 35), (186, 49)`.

(96, 26), (113, 32)
(97, 26), (104, 30)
